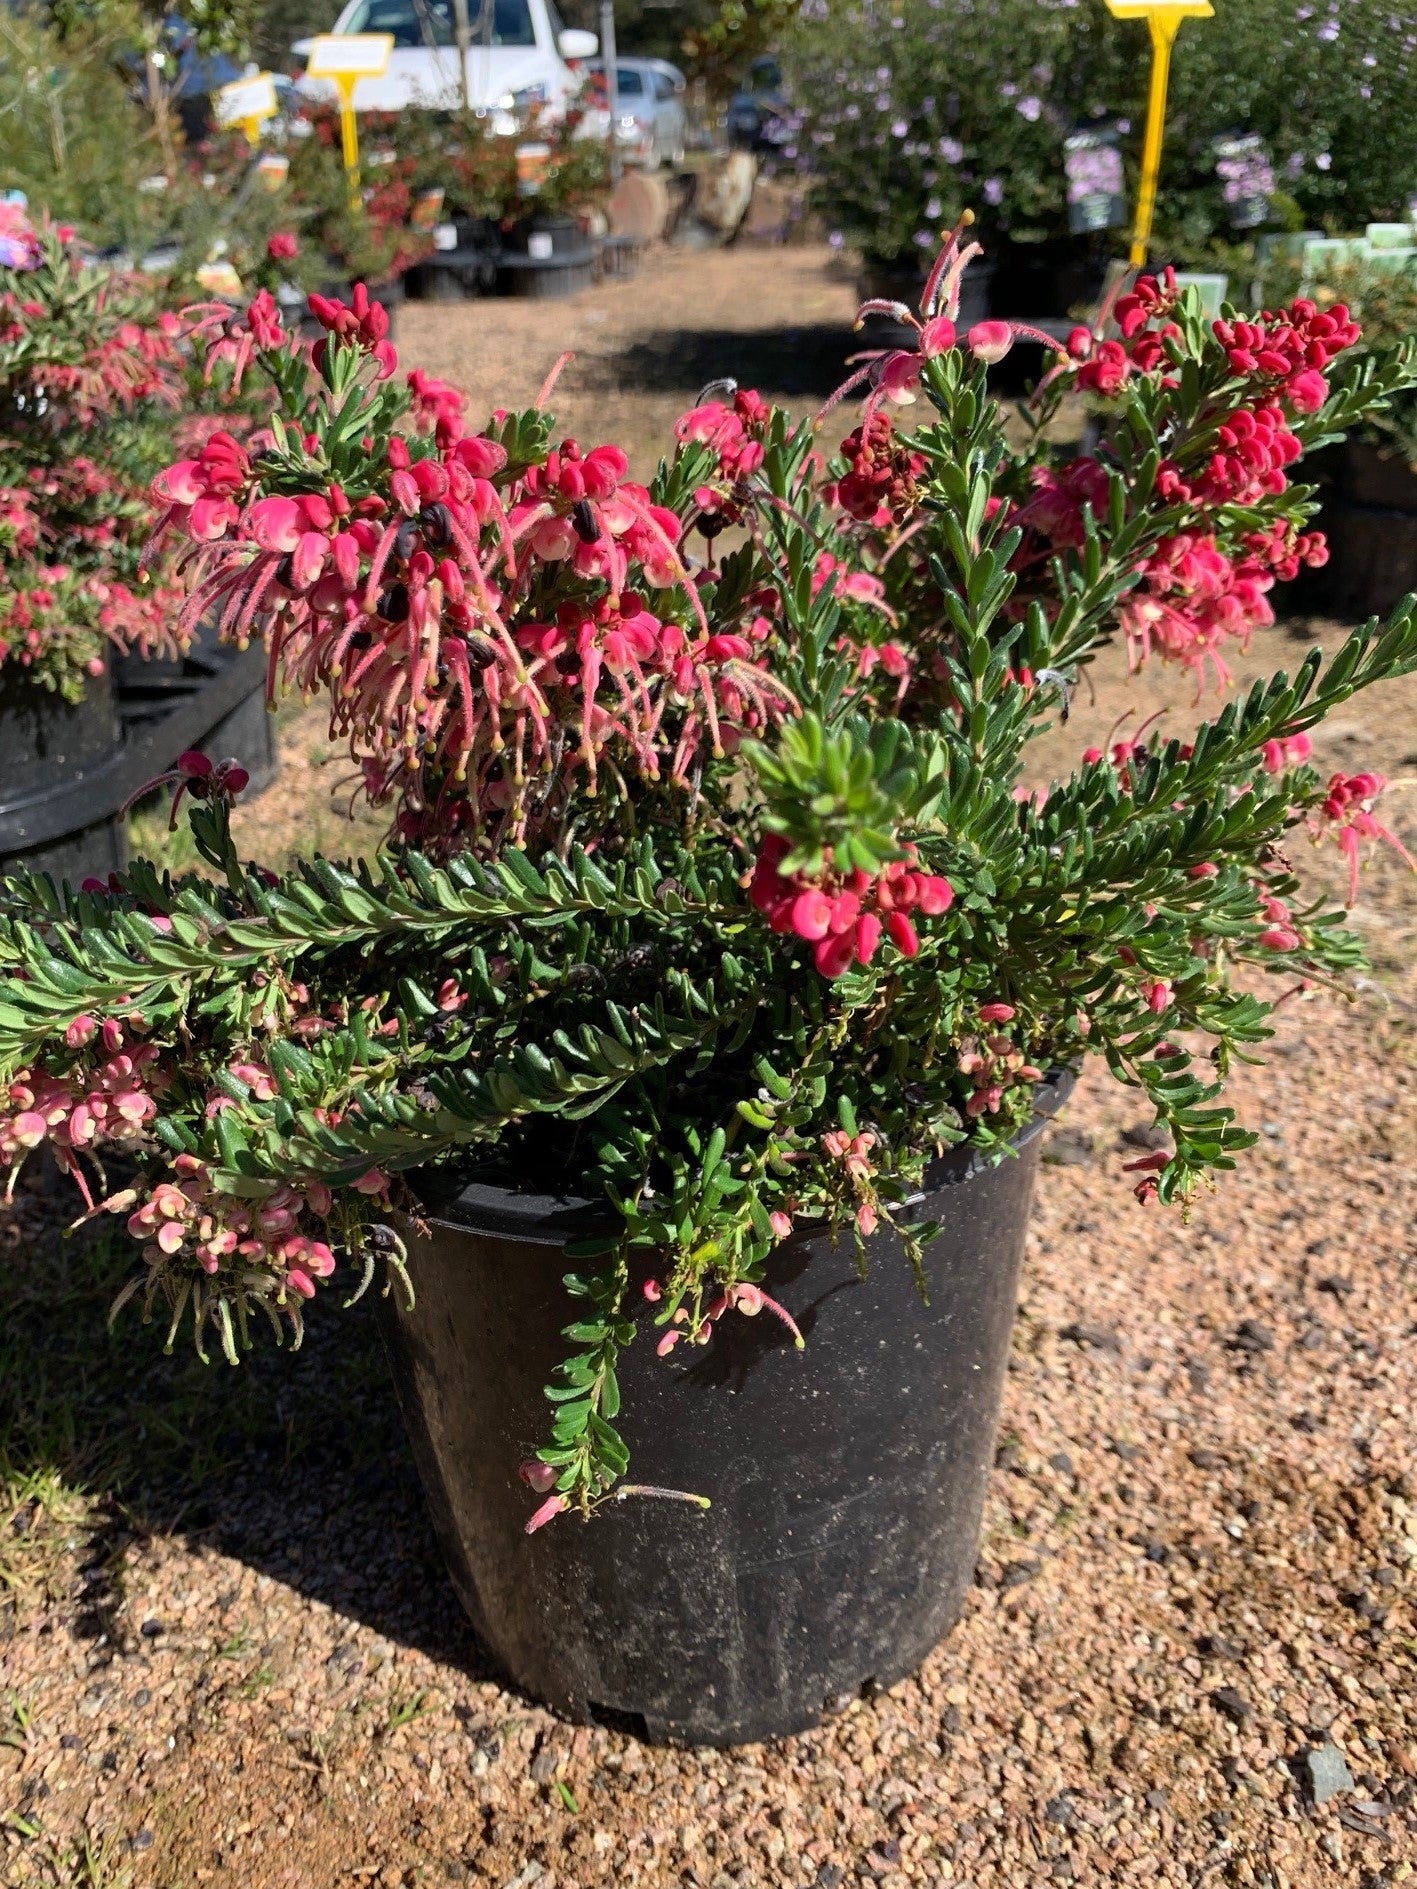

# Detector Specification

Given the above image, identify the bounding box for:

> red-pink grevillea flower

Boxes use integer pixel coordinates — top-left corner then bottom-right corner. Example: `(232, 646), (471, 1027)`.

(749, 836), (952, 977)
(149, 292), (801, 854)
(1309, 772), (1415, 904)
(119, 748), (249, 828)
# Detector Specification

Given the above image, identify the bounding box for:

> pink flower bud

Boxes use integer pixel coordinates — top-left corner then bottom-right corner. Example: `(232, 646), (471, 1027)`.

(768, 1211), (793, 1240)
(915, 874), (953, 915)
(967, 320), (1015, 365)
(856, 1201), (878, 1236)
(525, 1494), (569, 1534)
(65, 1015), (97, 1048)
(886, 911), (920, 958)
(519, 1459), (558, 1493)
(642, 1277), (662, 1301)
(978, 1002), (1015, 1022)
(10, 1110), (46, 1149)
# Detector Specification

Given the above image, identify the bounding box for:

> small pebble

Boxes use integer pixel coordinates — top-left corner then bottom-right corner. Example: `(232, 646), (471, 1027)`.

(1230, 1320), (1274, 1354)
(1212, 1686), (1253, 1726)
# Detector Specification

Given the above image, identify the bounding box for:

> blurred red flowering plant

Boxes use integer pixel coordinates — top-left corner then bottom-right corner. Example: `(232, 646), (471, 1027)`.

(3, 225), (1416, 1522)
(0, 217), (195, 699)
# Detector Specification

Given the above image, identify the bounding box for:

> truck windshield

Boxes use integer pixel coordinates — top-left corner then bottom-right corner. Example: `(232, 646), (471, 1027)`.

(344, 0), (537, 49)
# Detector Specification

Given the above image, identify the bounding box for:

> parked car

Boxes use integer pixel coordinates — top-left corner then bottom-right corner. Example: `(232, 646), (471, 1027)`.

(293, 0), (598, 121)
(727, 54), (789, 152)
(589, 57), (685, 170)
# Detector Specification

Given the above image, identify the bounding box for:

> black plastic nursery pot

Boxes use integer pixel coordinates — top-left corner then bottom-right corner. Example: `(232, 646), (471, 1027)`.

(380, 1070), (1073, 1747)
(1317, 440), (1417, 623)
(0, 638), (277, 887)
(114, 635), (279, 799)
(0, 667), (128, 886)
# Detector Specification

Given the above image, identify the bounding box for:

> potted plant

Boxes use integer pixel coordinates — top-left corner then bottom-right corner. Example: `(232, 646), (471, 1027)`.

(0, 210), (193, 880)
(2, 229), (1415, 1744)
(499, 107), (609, 298)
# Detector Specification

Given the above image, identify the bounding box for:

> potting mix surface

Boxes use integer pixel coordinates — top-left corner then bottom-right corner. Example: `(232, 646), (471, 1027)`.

(3, 246), (1415, 1889)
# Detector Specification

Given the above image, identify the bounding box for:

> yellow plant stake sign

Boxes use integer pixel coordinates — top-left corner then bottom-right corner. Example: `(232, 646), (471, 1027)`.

(1105, 0), (1214, 267)
(305, 33), (394, 207)
(214, 72), (278, 148)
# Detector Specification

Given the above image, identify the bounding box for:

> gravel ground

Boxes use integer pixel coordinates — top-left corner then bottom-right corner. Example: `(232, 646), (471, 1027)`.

(3, 246), (1416, 1889)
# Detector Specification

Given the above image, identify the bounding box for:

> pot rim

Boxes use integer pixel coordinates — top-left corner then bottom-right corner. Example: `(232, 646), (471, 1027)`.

(410, 1066), (1077, 1246)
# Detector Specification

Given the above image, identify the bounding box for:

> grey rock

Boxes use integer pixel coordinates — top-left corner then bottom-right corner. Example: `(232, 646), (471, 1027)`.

(1060, 1321), (1122, 1353)
(1306, 1743), (1354, 1805)
(1230, 1320), (1274, 1354)
(1212, 1686), (1252, 1726)
(1000, 1558), (1042, 1591)
(1043, 1795), (1076, 1828)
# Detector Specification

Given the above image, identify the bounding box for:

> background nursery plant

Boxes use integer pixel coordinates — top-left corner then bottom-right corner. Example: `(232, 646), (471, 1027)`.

(3, 229), (1417, 1532)
(0, 212), (197, 698)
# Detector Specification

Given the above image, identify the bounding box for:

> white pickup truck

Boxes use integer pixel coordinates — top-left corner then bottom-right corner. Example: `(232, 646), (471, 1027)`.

(293, 0), (599, 119)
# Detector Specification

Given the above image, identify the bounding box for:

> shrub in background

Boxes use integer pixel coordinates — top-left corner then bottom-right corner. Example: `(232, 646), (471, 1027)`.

(789, 0), (1417, 274)
(0, 215), (193, 698)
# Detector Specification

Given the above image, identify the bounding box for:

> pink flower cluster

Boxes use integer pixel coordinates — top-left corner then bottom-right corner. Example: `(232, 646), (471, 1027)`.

(1213, 298), (1360, 413)
(748, 836), (954, 977)
(1119, 530), (1283, 686)
(822, 1126), (881, 1234)
(834, 411), (928, 525)
(957, 1005), (1043, 1119)
(150, 292), (802, 852)
(675, 388), (770, 483)
(125, 1163), (337, 1300)
(1309, 771), (1415, 903)
(2, 1021), (161, 1203)
(649, 1275), (804, 1357)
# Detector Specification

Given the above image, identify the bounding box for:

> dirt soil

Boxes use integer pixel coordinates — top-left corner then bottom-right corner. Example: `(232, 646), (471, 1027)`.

(3, 245), (1416, 1889)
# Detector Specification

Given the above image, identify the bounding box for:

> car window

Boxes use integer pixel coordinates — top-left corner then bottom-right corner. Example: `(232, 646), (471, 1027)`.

(343, 0), (448, 47)
(615, 67), (644, 95)
(652, 72), (675, 100)
(343, 0), (535, 49)
(473, 0), (537, 47)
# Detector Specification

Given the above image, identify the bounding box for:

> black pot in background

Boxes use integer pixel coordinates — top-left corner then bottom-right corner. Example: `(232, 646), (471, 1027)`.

(0, 666), (128, 885)
(497, 214), (596, 299)
(404, 218), (502, 303)
(114, 634), (278, 798)
(991, 235), (1109, 321)
(380, 1071), (1074, 1746)
(506, 213), (588, 258)
(2, 637), (278, 888)
(1282, 438), (1417, 622)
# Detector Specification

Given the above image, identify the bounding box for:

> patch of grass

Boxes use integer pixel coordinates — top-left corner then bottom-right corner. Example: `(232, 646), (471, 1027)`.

(239, 1662), (278, 1699)
(383, 1689), (433, 1736)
